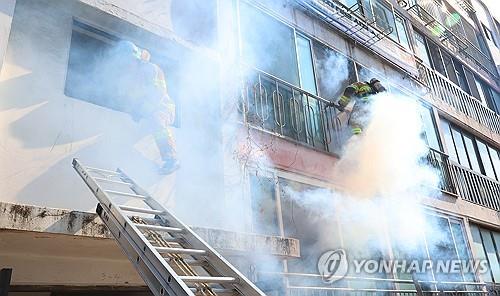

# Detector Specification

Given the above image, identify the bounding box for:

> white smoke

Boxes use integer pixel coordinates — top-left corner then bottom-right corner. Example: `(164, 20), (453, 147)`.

(282, 92), (441, 266)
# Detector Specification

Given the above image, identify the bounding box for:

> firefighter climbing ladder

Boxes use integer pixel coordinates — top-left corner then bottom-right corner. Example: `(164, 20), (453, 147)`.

(72, 159), (266, 296)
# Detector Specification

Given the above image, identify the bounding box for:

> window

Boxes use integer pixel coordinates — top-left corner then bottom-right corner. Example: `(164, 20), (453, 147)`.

(475, 77), (488, 105)
(491, 90), (500, 114)
(441, 119), (458, 161)
(451, 128), (469, 168)
(372, 0), (398, 41)
(426, 215), (468, 284)
(488, 146), (500, 180)
(419, 105), (441, 151)
(477, 140), (496, 179)
(249, 175), (280, 235)
(360, 0), (374, 20)
(464, 68), (481, 100)
(239, 2), (299, 85)
(66, 22), (121, 110)
(312, 40), (356, 100)
(395, 15), (411, 50)
(279, 179), (342, 274)
(392, 213), (473, 288)
(463, 135), (481, 172)
(427, 42), (447, 77)
(414, 31), (432, 66)
(441, 118), (500, 179)
(441, 51), (458, 85)
(470, 225), (500, 283)
(65, 22), (180, 124)
(296, 34), (317, 95)
(453, 59), (470, 94)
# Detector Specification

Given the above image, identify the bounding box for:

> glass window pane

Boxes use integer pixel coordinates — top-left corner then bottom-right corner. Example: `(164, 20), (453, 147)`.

(453, 59), (470, 94)
(360, 0), (373, 19)
(419, 105), (441, 151)
(465, 68), (481, 99)
(395, 15), (410, 49)
(312, 40), (356, 100)
(475, 77), (488, 105)
(414, 31), (432, 66)
(470, 225), (493, 282)
(451, 222), (475, 282)
(427, 42), (447, 76)
(488, 146), (500, 181)
(441, 120), (458, 162)
(494, 232), (500, 260)
(451, 128), (469, 168)
(491, 89), (500, 114)
(480, 229), (500, 283)
(373, 0), (397, 41)
(477, 141), (496, 179)
(239, 2), (299, 85)
(296, 35), (317, 95)
(463, 135), (481, 173)
(250, 175), (279, 235)
(426, 216), (462, 283)
(279, 178), (342, 274)
(442, 52), (458, 85)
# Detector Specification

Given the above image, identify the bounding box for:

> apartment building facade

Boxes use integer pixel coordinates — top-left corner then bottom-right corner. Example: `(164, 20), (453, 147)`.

(0, 0), (499, 295)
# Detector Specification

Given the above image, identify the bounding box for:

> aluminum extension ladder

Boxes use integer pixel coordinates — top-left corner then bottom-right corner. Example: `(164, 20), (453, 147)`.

(72, 159), (266, 296)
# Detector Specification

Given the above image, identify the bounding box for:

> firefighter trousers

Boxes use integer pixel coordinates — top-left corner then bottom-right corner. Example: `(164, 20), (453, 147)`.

(348, 101), (372, 135)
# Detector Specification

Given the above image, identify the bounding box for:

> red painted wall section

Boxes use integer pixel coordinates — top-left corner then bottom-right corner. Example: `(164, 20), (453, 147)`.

(235, 127), (339, 182)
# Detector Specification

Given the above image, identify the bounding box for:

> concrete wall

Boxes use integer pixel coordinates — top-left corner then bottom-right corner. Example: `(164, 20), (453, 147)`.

(0, 0), (225, 230)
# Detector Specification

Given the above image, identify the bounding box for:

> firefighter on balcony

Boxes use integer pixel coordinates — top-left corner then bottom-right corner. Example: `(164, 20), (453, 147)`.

(119, 42), (179, 175)
(326, 78), (386, 135)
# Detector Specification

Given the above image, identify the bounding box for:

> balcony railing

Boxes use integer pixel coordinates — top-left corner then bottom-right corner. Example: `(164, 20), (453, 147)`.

(297, 0), (393, 48)
(427, 148), (500, 211)
(402, 0), (496, 76)
(417, 61), (500, 134)
(260, 271), (491, 295)
(239, 69), (344, 154)
(450, 163), (500, 211)
(427, 148), (457, 194)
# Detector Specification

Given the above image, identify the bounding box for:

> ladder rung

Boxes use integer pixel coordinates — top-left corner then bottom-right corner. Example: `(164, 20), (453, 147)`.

(190, 288), (236, 295)
(149, 237), (182, 243)
(166, 258), (208, 266)
(105, 190), (147, 199)
(95, 177), (133, 186)
(155, 247), (207, 255)
(119, 205), (162, 215)
(135, 224), (183, 233)
(181, 276), (236, 284)
(86, 166), (121, 175)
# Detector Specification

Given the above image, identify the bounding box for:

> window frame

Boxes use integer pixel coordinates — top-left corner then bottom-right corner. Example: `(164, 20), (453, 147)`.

(394, 13), (412, 50)
(295, 33), (319, 95)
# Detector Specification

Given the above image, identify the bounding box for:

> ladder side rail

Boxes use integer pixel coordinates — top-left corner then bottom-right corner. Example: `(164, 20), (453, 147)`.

(72, 159), (195, 296)
(96, 203), (194, 296)
(117, 169), (267, 296)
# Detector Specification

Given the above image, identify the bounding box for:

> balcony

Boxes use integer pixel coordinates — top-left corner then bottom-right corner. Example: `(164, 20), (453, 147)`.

(296, 0), (393, 48)
(239, 69), (343, 154)
(450, 163), (500, 211)
(427, 148), (457, 195)
(417, 61), (500, 135)
(428, 148), (500, 211)
(401, 0), (496, 76)
(260, 271), (493, 295)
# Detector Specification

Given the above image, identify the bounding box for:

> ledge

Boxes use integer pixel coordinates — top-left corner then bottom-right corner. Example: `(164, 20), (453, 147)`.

(0, 201), (300, 258)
